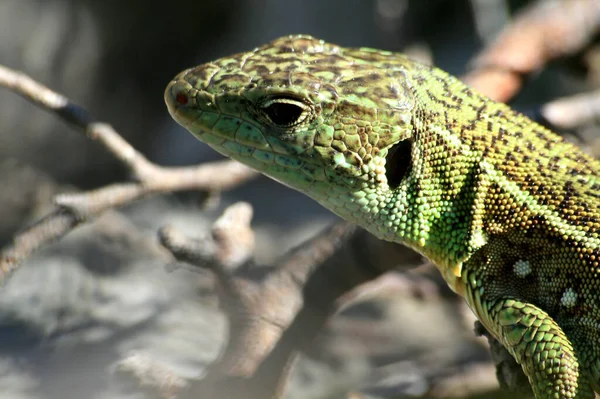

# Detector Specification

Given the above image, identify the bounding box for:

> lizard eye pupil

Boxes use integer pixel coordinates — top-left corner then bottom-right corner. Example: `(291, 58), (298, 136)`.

(262, 99), (307, 127)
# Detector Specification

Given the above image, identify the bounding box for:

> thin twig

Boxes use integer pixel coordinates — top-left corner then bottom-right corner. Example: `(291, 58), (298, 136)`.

(541, 90), (600, 130)
(0, 65), (258, 281)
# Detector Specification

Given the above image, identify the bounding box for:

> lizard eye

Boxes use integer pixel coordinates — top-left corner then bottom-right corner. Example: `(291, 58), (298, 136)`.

(260, 97), (311, 128)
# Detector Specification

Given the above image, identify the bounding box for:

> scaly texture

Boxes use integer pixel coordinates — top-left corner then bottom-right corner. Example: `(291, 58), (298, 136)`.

(165, 35), (600, 398)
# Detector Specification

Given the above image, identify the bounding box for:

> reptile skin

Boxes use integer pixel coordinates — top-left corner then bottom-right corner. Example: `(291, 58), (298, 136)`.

(165, 35), (600, 398)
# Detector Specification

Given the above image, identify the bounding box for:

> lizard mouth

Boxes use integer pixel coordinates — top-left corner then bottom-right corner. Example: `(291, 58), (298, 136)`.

(385, 139), (412, 189)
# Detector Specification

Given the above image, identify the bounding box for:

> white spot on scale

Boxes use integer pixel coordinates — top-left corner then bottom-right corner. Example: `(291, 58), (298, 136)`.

(561, 288), (577, 308)
(513, 260), (532, 277)
(470, 229), (487, 248)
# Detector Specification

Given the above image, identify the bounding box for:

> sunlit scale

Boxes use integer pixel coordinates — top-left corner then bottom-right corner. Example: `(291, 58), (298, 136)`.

(166, 35), (600, 398)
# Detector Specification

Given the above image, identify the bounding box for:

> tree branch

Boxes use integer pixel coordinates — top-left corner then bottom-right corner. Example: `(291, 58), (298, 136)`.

(0, 65), (258, 280)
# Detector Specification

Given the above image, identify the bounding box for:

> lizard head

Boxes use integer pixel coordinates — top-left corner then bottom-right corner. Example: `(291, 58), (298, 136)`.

(165, 35), (422, 242)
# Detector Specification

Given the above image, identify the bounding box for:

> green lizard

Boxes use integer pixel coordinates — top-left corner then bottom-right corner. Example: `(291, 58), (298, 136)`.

(164, 35), (600, 398)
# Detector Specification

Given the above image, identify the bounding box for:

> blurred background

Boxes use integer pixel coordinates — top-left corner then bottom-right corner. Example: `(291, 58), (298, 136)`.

(0, 1), (595, 398)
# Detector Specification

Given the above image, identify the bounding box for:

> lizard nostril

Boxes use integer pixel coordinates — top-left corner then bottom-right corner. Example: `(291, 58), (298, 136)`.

(165, 79), (194, 110)
(175, 92), (189, 105)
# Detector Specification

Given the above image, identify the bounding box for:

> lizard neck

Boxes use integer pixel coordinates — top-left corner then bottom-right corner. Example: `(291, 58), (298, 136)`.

(325, 159), (483, 294)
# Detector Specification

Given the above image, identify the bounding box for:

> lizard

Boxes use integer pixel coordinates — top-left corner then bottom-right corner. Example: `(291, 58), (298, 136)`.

(164, 35), (600, 398)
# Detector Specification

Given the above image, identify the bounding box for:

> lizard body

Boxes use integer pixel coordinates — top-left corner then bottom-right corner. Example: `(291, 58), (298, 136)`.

(165, 35), (600, 398)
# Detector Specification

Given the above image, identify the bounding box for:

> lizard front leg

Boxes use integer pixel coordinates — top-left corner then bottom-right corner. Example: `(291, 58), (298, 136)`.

(463, 270), (594, 399)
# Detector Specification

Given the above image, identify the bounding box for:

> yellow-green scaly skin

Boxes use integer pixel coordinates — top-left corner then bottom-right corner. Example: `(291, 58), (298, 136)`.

(165, 35), (600, 398)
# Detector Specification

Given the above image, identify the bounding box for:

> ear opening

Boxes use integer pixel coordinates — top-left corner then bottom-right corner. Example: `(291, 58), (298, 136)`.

(385, 140), (412, 189)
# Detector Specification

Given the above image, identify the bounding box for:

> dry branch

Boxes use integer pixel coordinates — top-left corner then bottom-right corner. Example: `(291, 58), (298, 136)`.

(464, 0), (600, 103)
(158, 221), (426, 399)
(0, 65), (258, 280)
